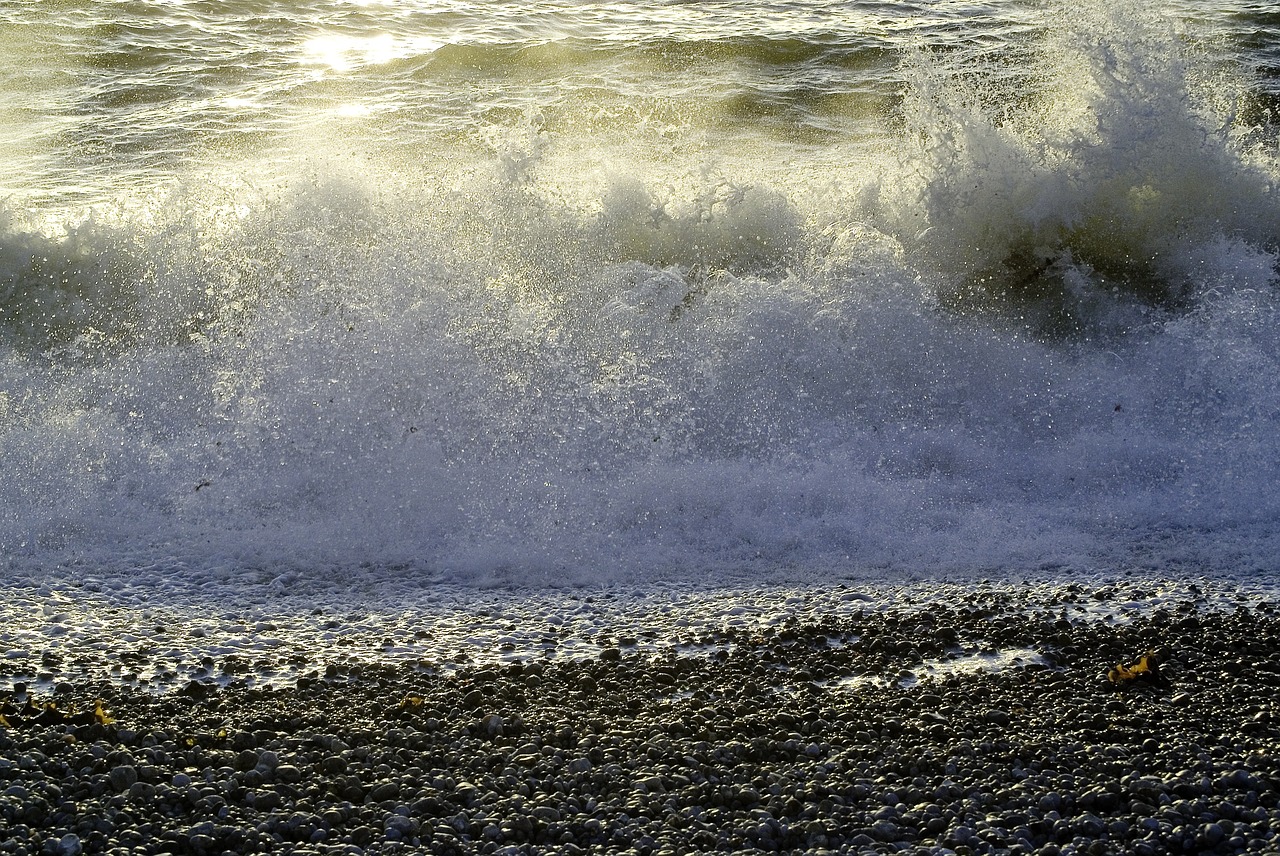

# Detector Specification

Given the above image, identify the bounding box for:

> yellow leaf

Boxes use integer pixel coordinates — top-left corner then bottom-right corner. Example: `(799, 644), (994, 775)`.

(94, 700), (115, 725)
(397, 695), (425, 712)
(1108, 652), (1154, 683)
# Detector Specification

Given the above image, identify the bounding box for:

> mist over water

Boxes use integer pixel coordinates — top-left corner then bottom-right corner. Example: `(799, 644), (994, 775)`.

(0, 0), (1277, 587)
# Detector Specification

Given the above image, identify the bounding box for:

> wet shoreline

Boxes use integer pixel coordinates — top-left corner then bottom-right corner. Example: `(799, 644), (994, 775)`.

(2, 580), (1278, 854)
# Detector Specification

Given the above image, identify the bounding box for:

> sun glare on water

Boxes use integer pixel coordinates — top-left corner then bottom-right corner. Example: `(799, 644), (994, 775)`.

(300, 33), (444, 73)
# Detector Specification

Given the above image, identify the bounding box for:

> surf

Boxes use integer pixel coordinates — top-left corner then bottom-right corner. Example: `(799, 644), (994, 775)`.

(0, 0), (1276, 586)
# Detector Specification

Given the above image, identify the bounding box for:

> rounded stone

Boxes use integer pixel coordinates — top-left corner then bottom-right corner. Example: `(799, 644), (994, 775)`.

(983, 709), (1012, 727)
(252, 790), (284, 811)
(275, 765), (303, 784)
(108, 766), (139, 792)
(368, 782), (401, 803)
(1201, 823), (1226, 847)
(127, 781), (157, 801)
(319, 756), (347, 775)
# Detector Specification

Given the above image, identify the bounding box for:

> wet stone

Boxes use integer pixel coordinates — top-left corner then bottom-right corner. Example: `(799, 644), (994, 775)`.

(983, 709), (1012, 726)
(252, 791), (283, 811)
(275, 764), (303, 783)
(368, 782), (400, 803)
(318, 756), (347, 775)
(107, 766), (139, 792)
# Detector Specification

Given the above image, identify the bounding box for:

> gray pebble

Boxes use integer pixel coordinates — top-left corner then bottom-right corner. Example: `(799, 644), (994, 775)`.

(108, 765), (139, 792)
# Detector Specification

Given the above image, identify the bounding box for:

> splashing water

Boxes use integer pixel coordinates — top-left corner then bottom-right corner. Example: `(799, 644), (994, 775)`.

(0, 0), (1277, 589)
(883, 1), (1278, 333)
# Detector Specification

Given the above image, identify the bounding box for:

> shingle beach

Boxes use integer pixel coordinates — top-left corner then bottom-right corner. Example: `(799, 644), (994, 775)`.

(1, 578), (1278, 855)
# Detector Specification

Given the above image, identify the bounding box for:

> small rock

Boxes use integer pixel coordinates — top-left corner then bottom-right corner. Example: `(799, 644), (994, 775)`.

(384, 815), (417, 836)
(127, 781), (157, 801)
(275, 764), (303, 784)
(108, 766), (139, 792)
(318, 756), (347, 775)
(983, 709), (1012, 726)
(1075, 814), (1106, 837)
(187, 834), (216, 852)
(252, 790), (283, 811)
(368, 782), (400, 802)
(1201, 822), (1226, 847)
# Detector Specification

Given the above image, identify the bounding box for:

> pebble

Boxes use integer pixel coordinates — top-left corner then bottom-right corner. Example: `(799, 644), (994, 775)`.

(107, 765), (139, 792)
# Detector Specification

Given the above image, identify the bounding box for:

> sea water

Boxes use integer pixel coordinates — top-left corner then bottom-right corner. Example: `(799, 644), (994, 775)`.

(0, 0), (1277, 589)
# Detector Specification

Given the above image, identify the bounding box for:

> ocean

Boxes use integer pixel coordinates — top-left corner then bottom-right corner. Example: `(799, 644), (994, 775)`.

(1, 0), (1278, 589)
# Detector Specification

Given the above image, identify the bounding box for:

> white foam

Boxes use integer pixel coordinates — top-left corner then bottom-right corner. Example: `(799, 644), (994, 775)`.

(0, 0), (1276, 589)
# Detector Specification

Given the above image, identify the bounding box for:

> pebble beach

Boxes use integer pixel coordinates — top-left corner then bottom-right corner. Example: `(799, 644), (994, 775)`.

(2, 577), (1278, 855)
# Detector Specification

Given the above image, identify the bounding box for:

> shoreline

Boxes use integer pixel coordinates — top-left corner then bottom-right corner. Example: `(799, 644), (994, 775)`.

(4, 575), (1276, 694)
(2, 580), (1278, 854)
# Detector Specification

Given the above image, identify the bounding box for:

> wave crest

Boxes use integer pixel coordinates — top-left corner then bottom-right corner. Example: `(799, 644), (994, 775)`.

(883, 0), (1279, 335)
